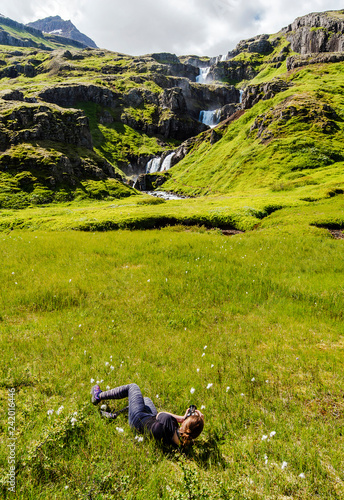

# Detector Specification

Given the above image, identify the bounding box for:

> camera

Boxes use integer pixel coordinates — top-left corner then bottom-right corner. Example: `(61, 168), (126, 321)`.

(186, 404), (197, 418)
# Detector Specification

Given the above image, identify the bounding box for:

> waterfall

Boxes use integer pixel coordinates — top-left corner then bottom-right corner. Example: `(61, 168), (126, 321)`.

(145, 152), (175, 173)
(146, 157), (161, 173)
(199, 109), (220, 128)
(239, 89), (244, 104)
(196, 66), (211, 84)
(221, 54), (227, 62)
(161, 152), (175, 171)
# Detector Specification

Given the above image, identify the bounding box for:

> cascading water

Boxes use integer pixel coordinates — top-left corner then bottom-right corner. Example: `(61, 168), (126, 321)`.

(239, 89), (244, 104)
(196, 66), (211, 84)
(145, 157), (161, 173)
(160, 152), (175, 171)
(199, 109), (220, 128)
(145, 152), (176, 174)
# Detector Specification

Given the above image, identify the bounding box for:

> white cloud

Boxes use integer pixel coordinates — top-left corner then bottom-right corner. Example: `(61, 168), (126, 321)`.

(1, 0), (344, 56)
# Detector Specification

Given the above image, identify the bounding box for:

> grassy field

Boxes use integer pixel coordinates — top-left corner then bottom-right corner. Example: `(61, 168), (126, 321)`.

(0, 212), (343, 499)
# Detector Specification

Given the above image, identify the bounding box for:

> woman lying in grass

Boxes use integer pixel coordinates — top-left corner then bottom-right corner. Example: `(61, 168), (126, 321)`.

(91, 383), (204, 446)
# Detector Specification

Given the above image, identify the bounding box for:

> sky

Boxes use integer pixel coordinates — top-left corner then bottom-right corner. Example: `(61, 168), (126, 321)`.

(1, 0), (344, 57)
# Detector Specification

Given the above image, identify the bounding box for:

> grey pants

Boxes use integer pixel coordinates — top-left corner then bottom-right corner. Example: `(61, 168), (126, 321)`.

(99, 383), (157, 431)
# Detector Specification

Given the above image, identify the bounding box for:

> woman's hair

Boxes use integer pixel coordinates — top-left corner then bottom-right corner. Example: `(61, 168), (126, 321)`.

(179, 414), (204, 446)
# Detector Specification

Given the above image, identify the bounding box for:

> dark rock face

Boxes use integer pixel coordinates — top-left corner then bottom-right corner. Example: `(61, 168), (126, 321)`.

(229, 34), (273, 57)
(218, 103), (240, 121)
(120, 108), (207, 141)
(38, 84), (119, 108)
(287, 51), (344, 70)
(283, 11), (344, 54)
(241, 80), (292, 110)
(159, 88), (187, 112)
(150, 53), (180, 64)
(0, 102), (93, 150)
(27, 15), (97, 48)
(174, 79), (239, 119)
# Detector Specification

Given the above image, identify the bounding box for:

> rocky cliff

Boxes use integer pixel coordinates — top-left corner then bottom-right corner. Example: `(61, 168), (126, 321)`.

(283, 10), (344, 54)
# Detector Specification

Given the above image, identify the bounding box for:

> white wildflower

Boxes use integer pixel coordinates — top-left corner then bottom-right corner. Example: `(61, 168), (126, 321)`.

(206, 383), (213, 389)
(116, 427), (124, 433)
(190, 387), (195, 394)
(261, 435), (268, 441)
(47, 409), (54, 416)
(90, 378), (95, 383)
(202, 353), (205, 357)
(197, 368), (200, 372)
(71, 417), (77, 426)
(106, 385), (110, 390)
(65, 485), (69, 490)
(105, 362), (109, 366)
(226, 386), (230, 392)
(281, 461), (288, 470)
(56, 405), (64, 415)
(240, 393), (245, 396)
(156, 394), (159, 399)
(201, 405), (206, 410)
(79, 324), (81, 328)
(211, 364), (214, 368)
(135, 435), (144, 442)
(251, 377), (255, 382)
(270, 431), (276, 437)
(299, 473), (305, 479)
(110, 366), (114, 371)
(101, 404), (107, 411)
(84, 350), (87, 355)
(204, 346), (207, 350)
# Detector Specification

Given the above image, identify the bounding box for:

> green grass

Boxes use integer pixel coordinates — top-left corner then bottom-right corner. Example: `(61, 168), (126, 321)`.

(0, 222), (343, 499)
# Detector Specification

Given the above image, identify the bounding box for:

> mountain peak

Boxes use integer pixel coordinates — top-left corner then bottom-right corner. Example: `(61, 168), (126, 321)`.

(27, 15), (97, 48)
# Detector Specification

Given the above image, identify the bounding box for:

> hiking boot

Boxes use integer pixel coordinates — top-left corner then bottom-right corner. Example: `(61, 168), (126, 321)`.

(91, 384), (102, 405)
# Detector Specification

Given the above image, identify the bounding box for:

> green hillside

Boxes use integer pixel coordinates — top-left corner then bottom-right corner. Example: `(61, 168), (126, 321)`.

(163, 62), (344, 199)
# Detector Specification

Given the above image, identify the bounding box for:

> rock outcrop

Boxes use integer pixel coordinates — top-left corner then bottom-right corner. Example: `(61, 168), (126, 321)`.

(287, 51), (344, 70)
(228, 34), (274, 57)
(241, 79), (292, 110)
(38, 83), (119, 108)
(283, 11), (344, 54)
(0, 101), (93, 151)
